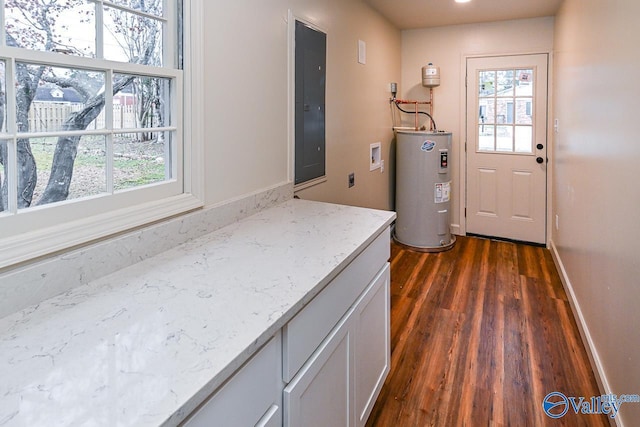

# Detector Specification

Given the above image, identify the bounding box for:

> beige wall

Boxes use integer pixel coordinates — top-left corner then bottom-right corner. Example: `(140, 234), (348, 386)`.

(553, 0), (640, 424)
(202, 1), (290, 205)
(292, 3), (401, 210)
(401, 17), (554, 233)
(203, 0), (401, 210)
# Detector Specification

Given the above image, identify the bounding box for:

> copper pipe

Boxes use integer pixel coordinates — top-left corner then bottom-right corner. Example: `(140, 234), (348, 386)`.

(393, 94), (435, 130)
(430, 88), (434, 130)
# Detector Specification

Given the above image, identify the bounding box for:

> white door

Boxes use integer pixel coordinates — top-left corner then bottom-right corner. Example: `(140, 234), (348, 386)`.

(466, 54), (548, 244)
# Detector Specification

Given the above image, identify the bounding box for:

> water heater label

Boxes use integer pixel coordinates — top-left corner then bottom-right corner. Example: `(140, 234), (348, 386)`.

(434, 181), (451, 203)
(421, 140), (436, 152)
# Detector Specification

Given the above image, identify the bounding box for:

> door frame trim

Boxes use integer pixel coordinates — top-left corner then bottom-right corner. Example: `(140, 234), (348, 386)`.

(459, 50), (554, 246)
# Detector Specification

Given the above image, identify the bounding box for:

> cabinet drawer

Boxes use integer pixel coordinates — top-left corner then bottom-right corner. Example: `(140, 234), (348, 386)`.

(182, 333), (282, 427)
(282, 227), (390, 381)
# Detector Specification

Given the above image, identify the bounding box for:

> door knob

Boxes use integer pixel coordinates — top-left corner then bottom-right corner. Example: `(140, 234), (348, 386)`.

(536, 157), (544, 164)
(536, 143), (544, 150)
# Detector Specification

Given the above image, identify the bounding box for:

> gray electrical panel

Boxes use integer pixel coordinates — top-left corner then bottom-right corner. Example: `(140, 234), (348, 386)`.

(295, 21), (326, 185)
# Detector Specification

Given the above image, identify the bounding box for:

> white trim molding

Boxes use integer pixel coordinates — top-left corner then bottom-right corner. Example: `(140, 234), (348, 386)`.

(0, 194), (203, 270)
(183, 0), (205, 200)
(286, 9), (328, 187)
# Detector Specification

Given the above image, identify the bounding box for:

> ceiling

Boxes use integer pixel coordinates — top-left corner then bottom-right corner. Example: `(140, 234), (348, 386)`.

(363, 0), (564, 30)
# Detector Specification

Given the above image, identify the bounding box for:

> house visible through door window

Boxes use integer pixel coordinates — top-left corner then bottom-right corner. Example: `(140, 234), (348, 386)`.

(478, 68), (534, 154)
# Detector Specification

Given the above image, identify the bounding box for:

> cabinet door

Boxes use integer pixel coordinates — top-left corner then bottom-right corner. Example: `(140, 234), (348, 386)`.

(353, 263), (390, 427)
(182, 333), (282, 427)
(283, 228), (390, 382)
(284, 313), (354, 427)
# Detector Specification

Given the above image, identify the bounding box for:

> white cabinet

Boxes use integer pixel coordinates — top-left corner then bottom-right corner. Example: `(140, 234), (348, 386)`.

(183, 227), (391, 427)
(182, 333), (282, 427)
(282, 229), (390, 382)
(353, 264), (390, 427)
(283, 262), (390, 427)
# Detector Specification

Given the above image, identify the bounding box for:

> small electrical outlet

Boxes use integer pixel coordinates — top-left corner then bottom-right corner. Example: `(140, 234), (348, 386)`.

(380, 160), (385, 173)
(555, 214), (559, 231)
(348, 172), (355, 188)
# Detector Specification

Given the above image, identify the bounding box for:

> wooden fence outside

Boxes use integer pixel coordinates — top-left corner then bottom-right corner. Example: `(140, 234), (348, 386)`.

(28, 102), (138, 132)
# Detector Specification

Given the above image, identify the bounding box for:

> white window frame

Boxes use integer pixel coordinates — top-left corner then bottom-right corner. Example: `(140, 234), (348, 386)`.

(0, 0), (204, 269)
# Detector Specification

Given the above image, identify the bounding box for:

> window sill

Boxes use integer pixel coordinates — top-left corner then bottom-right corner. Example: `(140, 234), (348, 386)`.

(0, 193), (204, 271)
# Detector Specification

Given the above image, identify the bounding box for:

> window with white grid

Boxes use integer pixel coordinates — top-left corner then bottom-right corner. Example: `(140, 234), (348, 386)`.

(0, 0), (203, 268)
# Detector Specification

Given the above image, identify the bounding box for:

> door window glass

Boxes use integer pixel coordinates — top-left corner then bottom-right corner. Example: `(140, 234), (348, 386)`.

(477, 68), (534, 153)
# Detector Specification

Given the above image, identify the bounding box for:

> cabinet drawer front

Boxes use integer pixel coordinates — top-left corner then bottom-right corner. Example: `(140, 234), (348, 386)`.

(283, 227), (390, 381)
(183, 333), (282, 427)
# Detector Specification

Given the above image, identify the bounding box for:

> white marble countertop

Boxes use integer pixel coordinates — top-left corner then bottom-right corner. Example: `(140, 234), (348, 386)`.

(0, 199), (395, 427)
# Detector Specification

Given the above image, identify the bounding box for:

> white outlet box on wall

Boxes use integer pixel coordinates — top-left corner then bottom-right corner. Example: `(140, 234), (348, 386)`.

(358, 40), (366, 64)
(370, 142), (381, 171)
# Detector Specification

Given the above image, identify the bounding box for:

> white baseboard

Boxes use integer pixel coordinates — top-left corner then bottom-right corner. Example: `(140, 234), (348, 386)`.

(549, 239), (621, 427)
(451, 223), (461, 236)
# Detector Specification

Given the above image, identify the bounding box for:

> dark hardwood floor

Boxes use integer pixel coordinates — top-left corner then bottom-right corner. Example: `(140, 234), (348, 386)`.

(366, 235), (609, 427)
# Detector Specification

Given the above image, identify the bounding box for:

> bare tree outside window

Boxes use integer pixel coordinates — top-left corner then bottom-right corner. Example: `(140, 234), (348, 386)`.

(0, 0), (169, 212)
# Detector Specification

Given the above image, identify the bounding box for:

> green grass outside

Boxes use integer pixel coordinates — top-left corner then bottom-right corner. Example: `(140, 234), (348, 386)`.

(28, 138), (166, 197)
